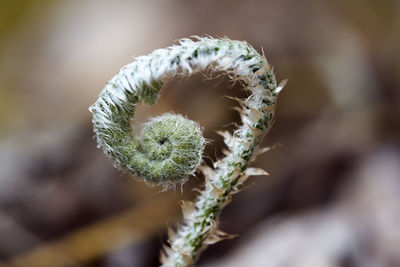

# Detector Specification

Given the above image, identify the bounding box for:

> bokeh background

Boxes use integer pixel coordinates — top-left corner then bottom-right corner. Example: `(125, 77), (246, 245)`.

(1, 0), (399, 266)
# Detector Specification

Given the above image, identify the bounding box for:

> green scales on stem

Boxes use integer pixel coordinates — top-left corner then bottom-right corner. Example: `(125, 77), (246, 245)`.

(90, 37), (285, 266)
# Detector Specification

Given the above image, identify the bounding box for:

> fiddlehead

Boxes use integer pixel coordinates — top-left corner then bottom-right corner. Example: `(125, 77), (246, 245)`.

(90, 36), (284, 266)
(89, 54), (206, 185)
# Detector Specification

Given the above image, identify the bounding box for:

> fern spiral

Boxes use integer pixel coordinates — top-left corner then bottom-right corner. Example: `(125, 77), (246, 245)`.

(90, 36), (284, 266)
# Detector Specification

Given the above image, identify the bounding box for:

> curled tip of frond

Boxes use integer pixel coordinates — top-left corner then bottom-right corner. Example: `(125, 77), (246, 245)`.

(124, 113), (206, 186)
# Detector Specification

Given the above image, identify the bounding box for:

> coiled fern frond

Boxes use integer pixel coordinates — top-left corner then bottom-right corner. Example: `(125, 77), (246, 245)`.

(90, 36), (285, 266)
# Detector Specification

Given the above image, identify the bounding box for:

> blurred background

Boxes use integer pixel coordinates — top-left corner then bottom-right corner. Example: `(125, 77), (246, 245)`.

(0, 0), (399, 266)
